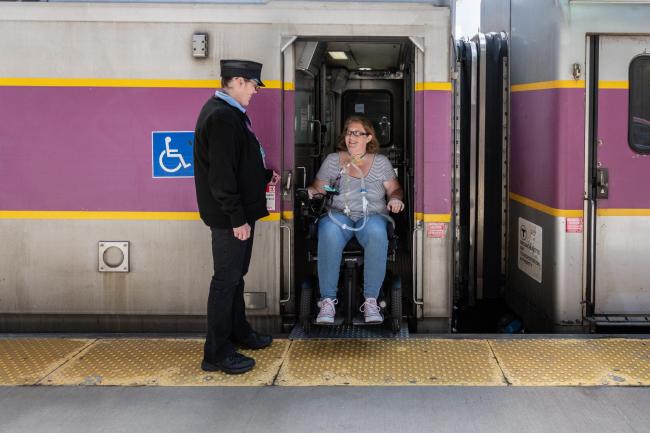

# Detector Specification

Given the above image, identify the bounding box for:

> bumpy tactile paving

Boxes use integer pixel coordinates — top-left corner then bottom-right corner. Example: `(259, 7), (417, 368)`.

(0, 338), (93, 385)
(490, 339), (650, 386)
(42, 338), (289, 386)
(276, 339), (505, 386)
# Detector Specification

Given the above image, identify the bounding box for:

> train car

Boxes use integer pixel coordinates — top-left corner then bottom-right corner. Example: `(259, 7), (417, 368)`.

(480, 0), (650, 331)
(0, 0), (456, 333)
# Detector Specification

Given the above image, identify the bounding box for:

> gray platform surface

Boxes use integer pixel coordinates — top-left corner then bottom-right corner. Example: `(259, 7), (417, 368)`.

(1, 386), (650, 433)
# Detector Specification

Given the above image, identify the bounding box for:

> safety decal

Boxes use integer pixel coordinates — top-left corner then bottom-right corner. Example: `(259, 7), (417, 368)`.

(152, 131), (194, 178)
(518, 217), (542, 283)
(565, 217), (583, 233)
(426, 222), (447, 238)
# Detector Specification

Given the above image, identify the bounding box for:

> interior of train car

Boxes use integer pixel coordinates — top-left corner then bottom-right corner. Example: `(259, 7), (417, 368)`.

(287, 38), (417, 331)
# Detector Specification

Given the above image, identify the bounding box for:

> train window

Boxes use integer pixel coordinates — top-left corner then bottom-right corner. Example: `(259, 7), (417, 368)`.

(629, 55), (650, 154)
(342, 91), (393, 147)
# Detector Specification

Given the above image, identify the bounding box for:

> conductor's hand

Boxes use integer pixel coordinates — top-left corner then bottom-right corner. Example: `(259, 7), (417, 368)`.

(233, 223), (252, 241)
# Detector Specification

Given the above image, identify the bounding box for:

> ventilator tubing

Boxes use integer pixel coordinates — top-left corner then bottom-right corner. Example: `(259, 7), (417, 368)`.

(327, 161), (369, 232)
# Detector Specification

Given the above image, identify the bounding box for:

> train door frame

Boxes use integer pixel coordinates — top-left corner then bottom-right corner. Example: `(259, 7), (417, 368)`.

(585, 33), (650, 326)
(279, 36), (418, 330)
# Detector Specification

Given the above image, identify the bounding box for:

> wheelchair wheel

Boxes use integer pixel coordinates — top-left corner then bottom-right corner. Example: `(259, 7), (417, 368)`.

(300, 281), (313, 334)
(390, 275), (402, 333)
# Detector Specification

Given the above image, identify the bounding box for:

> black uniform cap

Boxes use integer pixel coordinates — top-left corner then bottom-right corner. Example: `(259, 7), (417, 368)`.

(220, 59), (265, 87)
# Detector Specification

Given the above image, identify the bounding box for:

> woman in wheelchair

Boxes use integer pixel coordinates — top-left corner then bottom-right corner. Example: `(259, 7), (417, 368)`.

(307, 116), (404, 324)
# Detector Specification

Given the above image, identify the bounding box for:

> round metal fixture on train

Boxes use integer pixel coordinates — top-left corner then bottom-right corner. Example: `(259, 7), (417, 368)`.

(103, 247), (124, 268)
(98, 241), (129, 273)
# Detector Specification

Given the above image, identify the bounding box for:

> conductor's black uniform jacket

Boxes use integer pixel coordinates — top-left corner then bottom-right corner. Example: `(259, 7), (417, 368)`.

(194, 97), (272, 229)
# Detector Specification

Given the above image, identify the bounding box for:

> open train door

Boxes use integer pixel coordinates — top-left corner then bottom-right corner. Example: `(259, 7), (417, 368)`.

(588, 35), (650, 325)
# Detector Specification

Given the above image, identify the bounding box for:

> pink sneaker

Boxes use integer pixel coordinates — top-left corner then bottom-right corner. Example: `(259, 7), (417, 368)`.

(361, 298), (383, 323)
(316, 298), (337, 324)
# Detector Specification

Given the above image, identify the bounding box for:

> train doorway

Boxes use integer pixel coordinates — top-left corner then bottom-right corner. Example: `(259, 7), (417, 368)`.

(587, 35), (650, 325)
(281, 38), (417, 331)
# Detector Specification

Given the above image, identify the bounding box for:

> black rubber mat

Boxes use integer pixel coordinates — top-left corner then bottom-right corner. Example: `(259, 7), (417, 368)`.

(289, 322), (409, 339)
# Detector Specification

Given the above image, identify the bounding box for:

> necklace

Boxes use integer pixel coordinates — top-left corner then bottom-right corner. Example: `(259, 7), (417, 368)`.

(348, 151), (366, 165)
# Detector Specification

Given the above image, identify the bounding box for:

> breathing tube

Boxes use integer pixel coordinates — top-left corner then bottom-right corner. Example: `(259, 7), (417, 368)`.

(327, 159), (369, 232)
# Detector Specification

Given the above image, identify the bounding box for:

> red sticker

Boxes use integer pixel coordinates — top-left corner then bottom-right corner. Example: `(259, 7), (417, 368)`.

(427, 222), (448, 238)
(565, 217), (583, 233)
(266, 185), (276, 211)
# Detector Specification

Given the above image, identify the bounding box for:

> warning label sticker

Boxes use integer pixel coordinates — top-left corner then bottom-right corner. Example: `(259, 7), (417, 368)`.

(426, 222), (448, 238)
(266, 185), (276, 211)
(565, 217), (583, 233)
(518, 217), (542, 283)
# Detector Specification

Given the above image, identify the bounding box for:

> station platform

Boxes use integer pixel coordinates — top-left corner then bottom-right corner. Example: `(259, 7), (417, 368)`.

(1, 335), (649, 387)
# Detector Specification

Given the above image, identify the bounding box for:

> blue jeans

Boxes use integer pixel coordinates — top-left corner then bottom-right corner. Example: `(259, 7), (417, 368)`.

(317, 213), (388, 300)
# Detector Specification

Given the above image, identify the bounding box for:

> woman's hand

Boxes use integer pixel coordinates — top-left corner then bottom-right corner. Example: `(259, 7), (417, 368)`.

(387, 198), (404, 213)
(307, 186), (318, 199)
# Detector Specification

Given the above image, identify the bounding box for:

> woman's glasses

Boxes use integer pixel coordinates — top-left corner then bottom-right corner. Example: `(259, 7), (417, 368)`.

(345, 130), (368, 137)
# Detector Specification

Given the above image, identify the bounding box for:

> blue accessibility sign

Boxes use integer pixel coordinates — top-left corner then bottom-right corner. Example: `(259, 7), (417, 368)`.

(152, 131), (194, 178)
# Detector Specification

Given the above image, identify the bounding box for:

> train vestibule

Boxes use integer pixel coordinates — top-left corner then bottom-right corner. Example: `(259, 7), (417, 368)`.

(286, 38), (415, 332)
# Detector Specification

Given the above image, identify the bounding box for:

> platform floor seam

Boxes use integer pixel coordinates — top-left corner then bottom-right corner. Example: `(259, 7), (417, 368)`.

(34, 339), (98, 385)
(271, 339), (293, 386)
(487, 340), (512, 386)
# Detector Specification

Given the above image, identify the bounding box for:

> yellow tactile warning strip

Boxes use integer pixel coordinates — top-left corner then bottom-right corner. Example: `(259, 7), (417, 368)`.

(42, 339), (289, 386)
(490, 339), (650, 386)
(275, 339), (505, 386)
(0, 339), (93, 385)
(1, 337), (649, 387)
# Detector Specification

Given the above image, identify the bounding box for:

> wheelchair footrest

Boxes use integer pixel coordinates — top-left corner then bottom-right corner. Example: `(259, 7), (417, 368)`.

(351, 314), (384, 326)
(312, 316), (345, 326)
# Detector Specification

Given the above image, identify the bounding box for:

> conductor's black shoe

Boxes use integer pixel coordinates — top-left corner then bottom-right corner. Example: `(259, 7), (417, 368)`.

(238, 331), (273, 350)
(201, 352), (255, 374)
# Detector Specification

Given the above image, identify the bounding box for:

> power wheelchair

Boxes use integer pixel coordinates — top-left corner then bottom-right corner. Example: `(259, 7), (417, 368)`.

(295, 188), (402, 333)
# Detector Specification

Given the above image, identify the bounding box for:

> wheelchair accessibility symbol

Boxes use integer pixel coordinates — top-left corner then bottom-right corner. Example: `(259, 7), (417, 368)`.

(152, 131), (194, 178)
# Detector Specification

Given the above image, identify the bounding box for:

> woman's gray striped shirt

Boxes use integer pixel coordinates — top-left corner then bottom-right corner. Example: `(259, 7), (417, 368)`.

(315, 152), (396, 221)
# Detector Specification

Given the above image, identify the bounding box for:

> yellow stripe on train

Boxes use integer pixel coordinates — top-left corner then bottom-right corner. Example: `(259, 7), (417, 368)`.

(0, 211), (282, 221)
(0, 77), (292, 90)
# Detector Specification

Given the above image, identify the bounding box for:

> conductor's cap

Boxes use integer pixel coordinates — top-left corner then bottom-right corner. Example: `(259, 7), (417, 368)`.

(220, 59), (265, 87)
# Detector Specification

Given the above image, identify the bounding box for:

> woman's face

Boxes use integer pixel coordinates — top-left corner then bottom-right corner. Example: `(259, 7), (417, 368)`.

(344, 121), (372, 156)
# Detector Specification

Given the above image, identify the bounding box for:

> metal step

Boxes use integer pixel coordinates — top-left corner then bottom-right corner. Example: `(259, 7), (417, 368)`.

(289, 322), (409, 339)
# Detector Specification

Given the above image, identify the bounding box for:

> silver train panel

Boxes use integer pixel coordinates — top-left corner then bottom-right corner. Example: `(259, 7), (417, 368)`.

(0, 2), (450, 82)
(0, 220), (280, 316)
(507, 201), (583, 331)
(482, 0), (650, 84)
(595, 217), (650, 315)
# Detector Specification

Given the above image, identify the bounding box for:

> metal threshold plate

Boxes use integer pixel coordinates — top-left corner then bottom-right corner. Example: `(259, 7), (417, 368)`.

(0, 338), (92, 385)
(289, 323), (409, 339)
(490, 339), (650, 386)
(43, 339), (289, 386)
(1, 337), (649, 387)
(276, 339), (505, 386)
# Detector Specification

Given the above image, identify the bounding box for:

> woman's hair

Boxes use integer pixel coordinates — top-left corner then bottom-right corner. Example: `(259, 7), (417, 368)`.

(336, 116), (380, 154)
(221, 76), (236, 88)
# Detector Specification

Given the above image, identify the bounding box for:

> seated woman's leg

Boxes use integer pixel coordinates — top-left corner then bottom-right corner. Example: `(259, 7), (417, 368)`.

(354, 214), (388, 300)
(317, 213), (354, 300)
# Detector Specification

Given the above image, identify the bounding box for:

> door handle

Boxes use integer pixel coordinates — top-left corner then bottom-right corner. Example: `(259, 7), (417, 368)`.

(596, 167), (609, 199)
(309, 120), (323, 157)
(283, 171), (293, 196)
